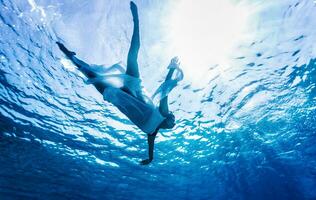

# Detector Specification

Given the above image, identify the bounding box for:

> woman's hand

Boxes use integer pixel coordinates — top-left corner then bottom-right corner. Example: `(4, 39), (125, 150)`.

(168, 57), (180, 69)
(140, 158), (153, 165)
(140, 131), (157, 165)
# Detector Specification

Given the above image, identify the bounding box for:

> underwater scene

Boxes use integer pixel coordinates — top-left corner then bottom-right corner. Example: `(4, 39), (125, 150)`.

(0, 0), (316, 199)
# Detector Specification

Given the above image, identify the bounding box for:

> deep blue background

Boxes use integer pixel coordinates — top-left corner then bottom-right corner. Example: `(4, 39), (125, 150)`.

(0, 0), (316, 199)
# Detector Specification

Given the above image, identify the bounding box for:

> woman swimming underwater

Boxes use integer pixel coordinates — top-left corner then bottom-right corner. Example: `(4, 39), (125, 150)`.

(56, 1), (183, 165)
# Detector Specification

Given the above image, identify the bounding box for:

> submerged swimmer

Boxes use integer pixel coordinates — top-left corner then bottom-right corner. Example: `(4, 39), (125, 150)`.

(57, 1), (183, 165)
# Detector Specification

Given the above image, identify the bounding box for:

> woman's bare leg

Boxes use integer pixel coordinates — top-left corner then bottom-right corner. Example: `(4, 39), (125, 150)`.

(121, 1), (145, 102)
(126, 1), (140, 78)
(56, 42), (106, 93)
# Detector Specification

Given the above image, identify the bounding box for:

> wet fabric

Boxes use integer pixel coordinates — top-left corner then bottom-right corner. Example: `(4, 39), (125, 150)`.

(103, 87), (164, 134)
(83, 62), (183, 134)
(151, 65), (184, 104)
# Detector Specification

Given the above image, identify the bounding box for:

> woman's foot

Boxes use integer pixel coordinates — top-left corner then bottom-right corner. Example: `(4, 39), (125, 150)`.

(56, 42), (76, 58)
(130, 1), (138, 21)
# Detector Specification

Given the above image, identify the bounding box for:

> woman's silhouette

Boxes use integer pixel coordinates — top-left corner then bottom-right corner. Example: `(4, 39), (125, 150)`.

(57, 1), (183, 165)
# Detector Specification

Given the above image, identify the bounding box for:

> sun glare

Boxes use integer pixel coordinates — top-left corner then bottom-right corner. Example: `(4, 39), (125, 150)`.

(164, 0), (251, 85)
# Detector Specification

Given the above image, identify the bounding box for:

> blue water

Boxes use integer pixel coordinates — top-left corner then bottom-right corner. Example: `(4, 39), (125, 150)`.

(1, 0), (316, 199)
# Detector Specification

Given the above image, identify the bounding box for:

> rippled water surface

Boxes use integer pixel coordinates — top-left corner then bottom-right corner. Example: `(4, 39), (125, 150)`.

(1, 0), (316, 199)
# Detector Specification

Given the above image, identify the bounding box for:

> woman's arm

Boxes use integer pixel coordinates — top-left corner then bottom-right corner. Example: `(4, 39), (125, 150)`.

(159, 57), (179, 116)
(140, 130), (158, 165)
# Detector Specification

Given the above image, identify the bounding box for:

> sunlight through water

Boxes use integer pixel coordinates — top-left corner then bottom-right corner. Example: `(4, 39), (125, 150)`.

(0, 0), (316, 199)
(165, 0), (252, 85)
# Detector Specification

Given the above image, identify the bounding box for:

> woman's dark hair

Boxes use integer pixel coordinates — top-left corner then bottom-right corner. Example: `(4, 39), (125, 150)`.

(160, 112), (175, 129)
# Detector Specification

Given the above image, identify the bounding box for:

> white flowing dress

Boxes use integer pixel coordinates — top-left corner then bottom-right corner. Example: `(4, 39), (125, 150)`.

(83, 62), (183, 134)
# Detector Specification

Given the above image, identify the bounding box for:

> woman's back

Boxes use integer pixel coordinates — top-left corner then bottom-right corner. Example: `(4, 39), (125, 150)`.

(103, 87), (165, 134)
